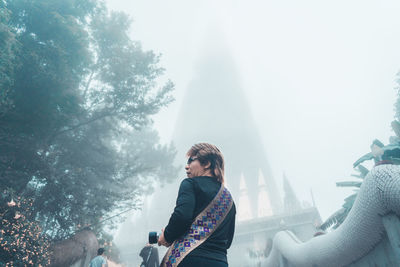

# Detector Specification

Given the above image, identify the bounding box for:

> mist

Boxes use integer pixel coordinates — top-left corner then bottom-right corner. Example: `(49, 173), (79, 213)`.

(105, 0), (400, 264)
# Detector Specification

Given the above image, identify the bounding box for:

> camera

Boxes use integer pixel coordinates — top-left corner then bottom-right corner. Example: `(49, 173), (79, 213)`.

(148, 231), (160, 244)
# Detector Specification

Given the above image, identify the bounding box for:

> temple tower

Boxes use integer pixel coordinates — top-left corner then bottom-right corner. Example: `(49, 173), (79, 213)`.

(172, 33), (282, 217)
(115, 33), (321, 267)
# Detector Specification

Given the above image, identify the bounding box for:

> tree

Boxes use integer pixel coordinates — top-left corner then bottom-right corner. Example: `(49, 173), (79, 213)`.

(0, 193), (51, 266)
(0, 0), (178, 247)
(0, 2), (17, 116)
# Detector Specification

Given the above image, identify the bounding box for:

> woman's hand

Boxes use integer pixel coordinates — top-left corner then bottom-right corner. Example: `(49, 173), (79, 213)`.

(158, 228), (171, 247)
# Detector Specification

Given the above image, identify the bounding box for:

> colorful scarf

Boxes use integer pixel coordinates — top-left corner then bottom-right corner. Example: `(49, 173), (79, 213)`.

(161, 185), (233, 267)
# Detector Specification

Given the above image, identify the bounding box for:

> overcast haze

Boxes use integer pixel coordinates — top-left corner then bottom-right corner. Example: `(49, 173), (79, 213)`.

(106, 0), (400, 220)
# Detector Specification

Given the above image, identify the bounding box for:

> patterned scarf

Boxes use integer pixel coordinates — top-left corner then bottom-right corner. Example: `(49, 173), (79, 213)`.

(161, 185), (233, 267)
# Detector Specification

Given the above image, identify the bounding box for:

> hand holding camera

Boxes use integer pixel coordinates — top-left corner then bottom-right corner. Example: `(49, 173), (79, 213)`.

(148, 228), (170, 247)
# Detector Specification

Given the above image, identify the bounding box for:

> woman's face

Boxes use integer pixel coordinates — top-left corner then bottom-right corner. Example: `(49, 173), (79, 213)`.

(185, 156), (210, 178)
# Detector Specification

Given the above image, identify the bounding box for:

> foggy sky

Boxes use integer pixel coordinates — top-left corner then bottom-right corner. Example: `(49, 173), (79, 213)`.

(106, 0), (400, 220)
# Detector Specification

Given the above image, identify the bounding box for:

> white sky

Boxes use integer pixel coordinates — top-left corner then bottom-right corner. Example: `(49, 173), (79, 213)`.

(106, 0), (400, 220)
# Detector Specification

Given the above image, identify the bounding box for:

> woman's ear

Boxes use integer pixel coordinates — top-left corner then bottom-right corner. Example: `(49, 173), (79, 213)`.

(204, 161), (211, 169)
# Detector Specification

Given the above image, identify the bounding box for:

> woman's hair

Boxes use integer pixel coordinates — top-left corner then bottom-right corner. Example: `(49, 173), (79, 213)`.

(187, 143), (225, 183)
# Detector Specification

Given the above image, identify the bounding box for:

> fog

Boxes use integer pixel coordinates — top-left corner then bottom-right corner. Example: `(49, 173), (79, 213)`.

(106, 0), (400, 249)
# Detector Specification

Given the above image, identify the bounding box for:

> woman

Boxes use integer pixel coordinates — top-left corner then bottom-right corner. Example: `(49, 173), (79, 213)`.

(158, 143), (236, 267)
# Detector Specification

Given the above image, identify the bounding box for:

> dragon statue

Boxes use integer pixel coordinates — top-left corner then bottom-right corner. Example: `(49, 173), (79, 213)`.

(263, 121), (400, 267)
(263, 164), (400, 266)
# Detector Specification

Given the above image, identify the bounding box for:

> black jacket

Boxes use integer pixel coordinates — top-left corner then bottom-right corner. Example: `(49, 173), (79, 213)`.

(164, 176), (236, 263)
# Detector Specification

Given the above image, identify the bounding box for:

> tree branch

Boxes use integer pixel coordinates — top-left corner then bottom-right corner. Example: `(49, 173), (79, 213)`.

(82, 70), (95, 99)
(49, 111), (114, 141)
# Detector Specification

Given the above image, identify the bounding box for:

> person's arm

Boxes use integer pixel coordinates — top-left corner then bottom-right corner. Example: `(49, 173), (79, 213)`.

(226, 203), (236, 249)
(163, 179), (196, 244)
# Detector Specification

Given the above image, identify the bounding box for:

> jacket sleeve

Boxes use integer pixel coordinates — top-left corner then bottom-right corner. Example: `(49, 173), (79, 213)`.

(164, 179), (196, 243)
(226, 203), (236, 249)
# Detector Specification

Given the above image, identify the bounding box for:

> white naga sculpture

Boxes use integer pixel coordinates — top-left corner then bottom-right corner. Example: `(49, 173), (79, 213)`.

(263, 164), (400, 267)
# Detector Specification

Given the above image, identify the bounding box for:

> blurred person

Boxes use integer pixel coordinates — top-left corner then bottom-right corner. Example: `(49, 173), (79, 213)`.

(158, 143), (236, 267)
(139, 244), (159, 267)
(89, 248), (107, 267)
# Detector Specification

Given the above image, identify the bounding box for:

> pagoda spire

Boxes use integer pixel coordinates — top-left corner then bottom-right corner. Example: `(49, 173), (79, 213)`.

(237, 173), (253, 221)
(172, 27), (282, 216)
(258, 169), (273, 217)
(283, 173), (302, 213)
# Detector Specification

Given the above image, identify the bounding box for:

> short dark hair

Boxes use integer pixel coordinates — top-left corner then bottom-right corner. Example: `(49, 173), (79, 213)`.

(97, 248), (105, 255)
(187, 143), (225, 183)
